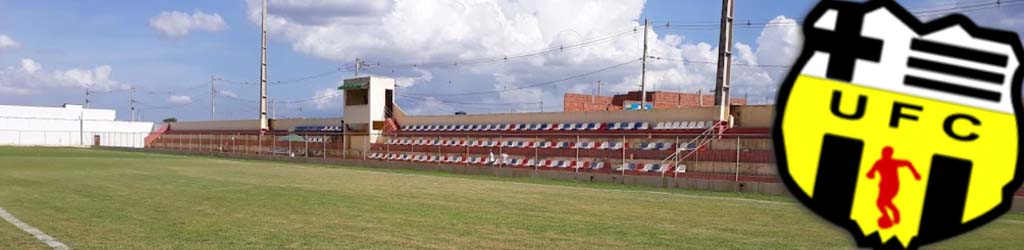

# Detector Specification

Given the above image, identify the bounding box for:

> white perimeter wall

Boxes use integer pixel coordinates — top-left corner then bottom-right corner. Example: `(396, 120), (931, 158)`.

(0, 105), (154, 148)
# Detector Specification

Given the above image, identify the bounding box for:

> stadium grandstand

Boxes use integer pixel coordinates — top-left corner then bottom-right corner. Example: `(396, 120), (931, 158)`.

(139, 75), (1024, 200)
(143, 76), (1024, 200)
(144, 76), (795, 195)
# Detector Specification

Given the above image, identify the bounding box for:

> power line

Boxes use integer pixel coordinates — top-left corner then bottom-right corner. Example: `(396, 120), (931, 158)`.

(135, 98), (204, 110)
(397, 93), (542, 106)
(646, 55), (792, 68)
(367, 26), (642, 70)
(216, 91), (336, 104)
(650, 0), (1024, 31)
(217, 66), (355, 86)
(915, 0), (1024, 17)
(401, 57), (642, 97)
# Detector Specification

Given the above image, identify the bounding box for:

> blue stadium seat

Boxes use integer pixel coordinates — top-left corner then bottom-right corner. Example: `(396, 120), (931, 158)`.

(617, 163), (637, 171)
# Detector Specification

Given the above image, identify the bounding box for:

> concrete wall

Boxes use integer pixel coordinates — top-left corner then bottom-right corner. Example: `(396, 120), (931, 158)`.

(0, 104), (114, 120)
(169, 118), (343, 132)
(733, 105), (774, 128)
(271, 118), (341, 131)
(564, 91), (746, 112)
(169, 120), (261, 131)
(396, 106), (718, 126)
(397, 102), (775, 128)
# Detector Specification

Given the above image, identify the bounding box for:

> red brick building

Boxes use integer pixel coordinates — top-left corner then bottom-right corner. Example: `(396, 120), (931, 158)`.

(563, 91), (746, 112)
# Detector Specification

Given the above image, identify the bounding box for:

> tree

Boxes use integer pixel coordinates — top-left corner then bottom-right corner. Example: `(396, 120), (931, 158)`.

(162, 117), (178, 123)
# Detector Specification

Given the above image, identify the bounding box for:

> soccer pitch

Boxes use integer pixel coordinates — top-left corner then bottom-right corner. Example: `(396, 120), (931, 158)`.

(0, 147), (1021, 249)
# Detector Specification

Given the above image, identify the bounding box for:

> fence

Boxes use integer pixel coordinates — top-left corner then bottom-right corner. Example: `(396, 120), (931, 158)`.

(0, 130), (147, 148)
(145, 130), (778, 183)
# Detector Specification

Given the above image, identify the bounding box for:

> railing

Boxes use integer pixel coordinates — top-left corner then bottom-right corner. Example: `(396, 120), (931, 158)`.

(140, 129), (778, 183)
(661, 120), (723, 176)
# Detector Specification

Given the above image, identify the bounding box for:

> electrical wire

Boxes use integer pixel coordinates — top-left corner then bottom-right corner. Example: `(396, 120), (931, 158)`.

(397, 93), (542, 106)
(646, 56), (792, 69)
(401, 58), (642, 97)
(368, 26), (642, 70)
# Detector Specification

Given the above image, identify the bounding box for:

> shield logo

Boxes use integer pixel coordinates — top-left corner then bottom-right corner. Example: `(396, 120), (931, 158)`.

(772, 1), (1024, 249)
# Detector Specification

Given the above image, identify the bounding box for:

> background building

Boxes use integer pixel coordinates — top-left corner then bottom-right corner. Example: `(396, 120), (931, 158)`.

(563, 91), (747, 112)
(0, 104), (154, 148)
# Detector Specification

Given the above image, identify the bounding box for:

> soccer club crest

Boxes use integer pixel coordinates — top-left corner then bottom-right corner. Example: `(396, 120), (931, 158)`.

(772, 1), (1024, 249)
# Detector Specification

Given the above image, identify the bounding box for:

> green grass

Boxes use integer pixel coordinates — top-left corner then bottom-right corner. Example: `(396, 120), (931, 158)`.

(0, 147), (1020, 249)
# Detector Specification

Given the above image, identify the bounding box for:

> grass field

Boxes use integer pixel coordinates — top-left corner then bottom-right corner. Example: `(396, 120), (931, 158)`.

(0, 147), (1021, 249)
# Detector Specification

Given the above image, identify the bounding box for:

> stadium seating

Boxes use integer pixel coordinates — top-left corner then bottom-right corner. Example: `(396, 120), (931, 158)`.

(617, 163), (638, 171)
(352, 120), (781, 183)
(653, 121), (715, 130)
(383, 137), (635, 150)
(294, 126), (344, 132)
(398, 121), (713, 133)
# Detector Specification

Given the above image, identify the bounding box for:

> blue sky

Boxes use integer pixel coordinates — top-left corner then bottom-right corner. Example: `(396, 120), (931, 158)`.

(0, 0), (1021, 122)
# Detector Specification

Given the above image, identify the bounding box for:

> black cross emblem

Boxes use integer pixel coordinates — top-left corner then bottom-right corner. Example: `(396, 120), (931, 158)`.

(807, 10), (884, 82)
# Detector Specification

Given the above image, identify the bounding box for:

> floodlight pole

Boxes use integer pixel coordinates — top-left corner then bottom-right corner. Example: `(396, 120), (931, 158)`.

(640, 18), (649, 110)
(258, 0), (270, 133)
(714, 0), (735, 124)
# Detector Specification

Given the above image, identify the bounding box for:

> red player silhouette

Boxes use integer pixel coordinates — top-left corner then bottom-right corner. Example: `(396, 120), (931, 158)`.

(867, 146), (921, 229)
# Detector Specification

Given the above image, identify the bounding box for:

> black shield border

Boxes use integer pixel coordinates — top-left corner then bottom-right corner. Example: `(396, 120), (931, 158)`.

(770, 0), (1024, 249)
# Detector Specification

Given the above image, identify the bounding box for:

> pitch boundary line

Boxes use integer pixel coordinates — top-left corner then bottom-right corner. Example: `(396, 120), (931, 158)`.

(0, 208), (69, 250)
(359, 169), (794, 205)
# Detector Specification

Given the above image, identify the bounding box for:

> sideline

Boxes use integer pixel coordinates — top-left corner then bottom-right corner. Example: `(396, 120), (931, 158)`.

(368, 169), (795, 205)
(0, 208), (70, 250)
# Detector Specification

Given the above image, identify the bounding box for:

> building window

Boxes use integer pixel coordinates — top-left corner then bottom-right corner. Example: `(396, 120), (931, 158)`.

(346, 89), (369, 106)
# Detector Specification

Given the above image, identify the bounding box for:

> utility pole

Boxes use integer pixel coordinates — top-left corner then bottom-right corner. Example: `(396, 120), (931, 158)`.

(640, 18), (650, 110)
(210, 75), (216, 121)
(353, 58), (371, 77)
(714, 0), (735, 124)
(355, 58), (361, 77)
(130, 87), (136, 122)
(258, 0), (270, 132)
(85, 89), (90, 108)
(698, 89), (703, 107)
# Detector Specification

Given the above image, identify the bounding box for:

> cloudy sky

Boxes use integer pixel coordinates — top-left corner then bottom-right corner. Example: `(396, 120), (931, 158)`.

(0, 0), (1021, 122)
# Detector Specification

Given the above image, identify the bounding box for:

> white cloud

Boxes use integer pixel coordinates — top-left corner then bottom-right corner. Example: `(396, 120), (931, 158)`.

(266, 0), (393, 25)
(219, 90), (238, 98)
(401, 96), (458, 115)
(393, 68), (433, 88)
(54, 65), (118, 89)
(755, 16), (802, 67)
(249, 1), (803, 113)
(0, 58), (124, 95)
(0, 35), (18, 49)
(150, 10), (228, 38)
(312, 88), (341, 110)
(167, 95), (193, 104)
(19, 59), (40, 74)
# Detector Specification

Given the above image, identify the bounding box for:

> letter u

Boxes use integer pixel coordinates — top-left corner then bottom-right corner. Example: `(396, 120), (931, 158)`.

(830, 90), (866, 119)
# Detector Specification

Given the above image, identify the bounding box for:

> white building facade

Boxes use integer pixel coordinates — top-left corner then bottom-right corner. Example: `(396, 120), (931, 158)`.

(0, 104), (154, 148)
